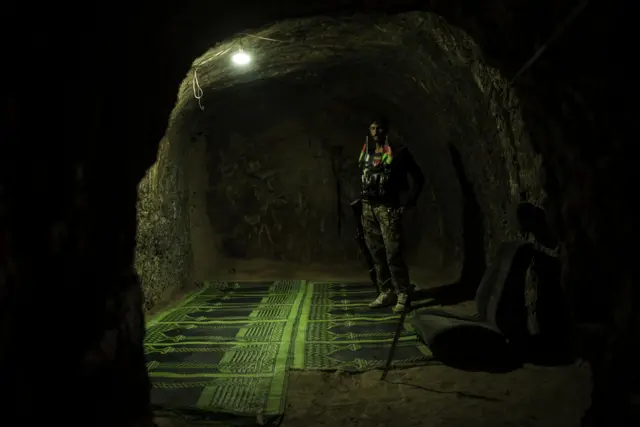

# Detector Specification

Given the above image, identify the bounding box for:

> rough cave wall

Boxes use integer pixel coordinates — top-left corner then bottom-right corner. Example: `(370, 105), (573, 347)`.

(204, 122), (360, 264)
(181, 95), (440, 271)
(175, 73), (452, 276)
(431, 2), (633, 423)
(135, 136), (193, 311)
(185, 134), (222, 282)
(3, 1), (631, 425)
(413, 13), (543, 259)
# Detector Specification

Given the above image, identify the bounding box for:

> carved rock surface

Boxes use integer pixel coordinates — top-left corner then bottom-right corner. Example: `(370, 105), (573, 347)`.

(2, 1), (633, 426)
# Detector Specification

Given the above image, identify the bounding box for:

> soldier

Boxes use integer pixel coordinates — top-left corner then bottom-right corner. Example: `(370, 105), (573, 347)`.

(359, 116), (425, 313)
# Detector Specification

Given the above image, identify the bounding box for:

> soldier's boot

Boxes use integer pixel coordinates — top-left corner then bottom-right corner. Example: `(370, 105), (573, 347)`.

(369, 290), (397, 308)
(392, 292), (409, 314)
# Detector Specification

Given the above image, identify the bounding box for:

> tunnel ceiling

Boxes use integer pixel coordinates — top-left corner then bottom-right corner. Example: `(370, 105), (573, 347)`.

(166, 11), (540, 259)
(173, 13), (481, 114)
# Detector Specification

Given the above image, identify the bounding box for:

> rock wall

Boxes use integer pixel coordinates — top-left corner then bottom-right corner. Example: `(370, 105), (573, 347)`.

(135, 137), (193, 312)
(186, 135), (223, 282)
(207, 127), (358, 264)
(175, 76), (450, 275)
(415, 13), (543, 259)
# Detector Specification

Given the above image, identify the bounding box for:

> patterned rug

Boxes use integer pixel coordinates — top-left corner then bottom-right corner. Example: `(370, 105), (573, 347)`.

(145, 280), (432, 417)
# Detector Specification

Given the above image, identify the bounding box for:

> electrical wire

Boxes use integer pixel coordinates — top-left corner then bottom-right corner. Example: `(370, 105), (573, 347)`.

(190, 30), (292, 109)
(192, 3), (589, 110)
(192, 68), (204, 110)
(191, 46), (233, 110)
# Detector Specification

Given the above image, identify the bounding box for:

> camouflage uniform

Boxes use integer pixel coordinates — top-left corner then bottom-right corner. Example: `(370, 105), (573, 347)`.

(358, 135), (424, 313)
(361, 202), (410, 294)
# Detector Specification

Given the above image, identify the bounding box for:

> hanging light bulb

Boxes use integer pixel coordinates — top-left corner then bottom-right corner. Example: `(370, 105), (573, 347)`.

(231, 49), (251, 65)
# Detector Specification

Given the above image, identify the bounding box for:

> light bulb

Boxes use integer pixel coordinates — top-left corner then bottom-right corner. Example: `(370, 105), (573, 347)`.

(231, 51), (251, 65)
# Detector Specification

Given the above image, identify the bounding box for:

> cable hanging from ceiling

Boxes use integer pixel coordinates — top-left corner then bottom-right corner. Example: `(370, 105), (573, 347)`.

(191, 1), (588, 111)
(191, 33), (288, 110)
(192, 46), (232, 111)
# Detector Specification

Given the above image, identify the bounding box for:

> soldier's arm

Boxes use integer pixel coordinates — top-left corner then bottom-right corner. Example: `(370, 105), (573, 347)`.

(404, 149), (424, 206)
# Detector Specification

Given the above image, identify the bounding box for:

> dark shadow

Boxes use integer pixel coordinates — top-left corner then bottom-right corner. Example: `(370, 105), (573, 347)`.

(449, 143), (487, 290)
(516, 202), (558, 250)
(427, 325), (523, 373)
(328, 144), (345, 236)
(522, 336), (575, 366)
(410, 283), (475, 309)
(408, 144), (485, 307)
(409, 219), (574, 372)
(514, 201), (573, 366)
(409, 240), (577, 373)
(221, 237), (248, 258)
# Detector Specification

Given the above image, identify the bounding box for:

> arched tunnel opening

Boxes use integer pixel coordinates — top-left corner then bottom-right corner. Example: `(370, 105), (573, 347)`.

(138, 13), (534, 312)
(135, 12), (581, 424)
(2, 1), (634, 427)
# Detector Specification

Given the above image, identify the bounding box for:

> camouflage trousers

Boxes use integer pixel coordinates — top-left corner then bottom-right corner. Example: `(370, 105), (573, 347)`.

(361, 201), (410, 294)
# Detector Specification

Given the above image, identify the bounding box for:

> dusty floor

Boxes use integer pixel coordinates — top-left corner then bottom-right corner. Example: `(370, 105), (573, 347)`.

(152, 262), (591, 426)
(280, 363), (590, 427)
(155, 359), (591, 427)
(198, 258), (459, 287)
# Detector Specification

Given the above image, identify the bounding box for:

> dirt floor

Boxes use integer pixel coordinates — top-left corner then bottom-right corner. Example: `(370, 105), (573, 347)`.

(155, 346), (591, 427)
(281, 363), (590, 427)
(198, 258), (459, 287)
(152, 261), (592, 426)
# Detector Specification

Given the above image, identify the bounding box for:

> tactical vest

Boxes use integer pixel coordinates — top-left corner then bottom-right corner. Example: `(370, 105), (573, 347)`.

(358, 137), (397, 203)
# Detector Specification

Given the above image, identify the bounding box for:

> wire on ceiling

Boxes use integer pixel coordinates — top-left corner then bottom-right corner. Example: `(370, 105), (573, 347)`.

(191, 32), (288, 110)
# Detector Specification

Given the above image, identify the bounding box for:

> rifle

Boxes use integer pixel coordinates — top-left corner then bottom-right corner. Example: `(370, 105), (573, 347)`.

(350, 199), (379, 293)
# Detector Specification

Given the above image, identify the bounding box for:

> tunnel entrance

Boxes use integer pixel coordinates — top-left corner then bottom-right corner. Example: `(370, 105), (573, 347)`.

(133, 10), (584, 427)
(134, 8), (540, 306)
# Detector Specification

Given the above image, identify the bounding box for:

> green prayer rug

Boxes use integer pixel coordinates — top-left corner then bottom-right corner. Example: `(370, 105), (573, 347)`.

(144, 280), (432, 418)
(292, 281), (432, 371)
